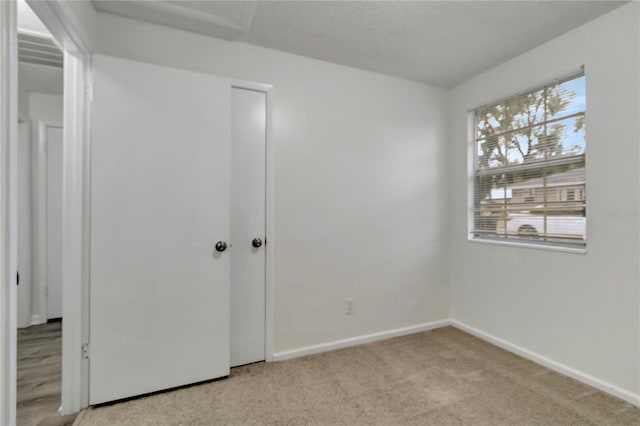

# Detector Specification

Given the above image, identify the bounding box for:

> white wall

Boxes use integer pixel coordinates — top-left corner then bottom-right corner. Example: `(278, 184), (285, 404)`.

(60, 0), (96, 47)
(448, 2), (639, 399)
(28, 93), (63, 123)
(95, 12), (450, 353)
(18, 62), (63, 119)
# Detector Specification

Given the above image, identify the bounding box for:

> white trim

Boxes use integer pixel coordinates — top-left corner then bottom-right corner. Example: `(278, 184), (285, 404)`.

(467, 237), (587, 255)
(231, 81), (272, 93)
(264, 86), (275, 362)
(79, 54), (92, 412)
(451, 320), (640, 407)
(231, 80), (275, 363)
(466, 112), (475, 240)
(0, 1), (18, 425)
(272, 320), (451, 362)
(30, 314), (42, 326)
(60, 51), (90, 415)
(26, 0), (93, 55)
(25, 0), (92, 415)
(272, 317), (640, 407)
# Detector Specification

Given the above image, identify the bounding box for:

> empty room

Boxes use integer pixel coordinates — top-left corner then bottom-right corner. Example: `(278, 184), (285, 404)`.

(0, 1), (639, 425)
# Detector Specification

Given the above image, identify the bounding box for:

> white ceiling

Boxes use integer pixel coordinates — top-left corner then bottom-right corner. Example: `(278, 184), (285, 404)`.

(17, 0), (53, 39)
(92, 1), (626, 88)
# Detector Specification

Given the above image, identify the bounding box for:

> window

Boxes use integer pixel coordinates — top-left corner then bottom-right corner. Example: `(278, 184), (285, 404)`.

(522, 188), (535, 203)
(472, 72), (586, 248)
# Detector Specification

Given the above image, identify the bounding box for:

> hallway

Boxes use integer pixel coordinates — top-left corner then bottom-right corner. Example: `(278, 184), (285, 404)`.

(17, 322), (76, 426)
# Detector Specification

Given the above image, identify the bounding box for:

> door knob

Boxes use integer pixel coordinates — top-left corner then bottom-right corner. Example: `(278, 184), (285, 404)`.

(215, 241), (227, 252)
(252, 238), (263, 248)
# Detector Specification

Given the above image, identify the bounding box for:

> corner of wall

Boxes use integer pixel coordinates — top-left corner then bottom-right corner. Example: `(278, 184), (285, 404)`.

(443, 85), (457, 320)
(444, 87), (455, 320)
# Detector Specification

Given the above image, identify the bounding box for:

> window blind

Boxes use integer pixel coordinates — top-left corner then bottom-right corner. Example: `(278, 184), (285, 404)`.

(472, 72), (586, 248)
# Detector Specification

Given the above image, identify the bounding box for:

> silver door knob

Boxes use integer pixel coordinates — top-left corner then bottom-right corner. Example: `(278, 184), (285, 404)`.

(215, 241), (227, 252)
(252, 238), (262, 248)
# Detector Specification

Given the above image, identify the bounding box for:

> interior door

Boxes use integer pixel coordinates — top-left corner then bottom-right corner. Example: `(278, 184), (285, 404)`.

(89, 54), (232, 404)
(45, 125), (63, 320)
(230, 88), (266, 367)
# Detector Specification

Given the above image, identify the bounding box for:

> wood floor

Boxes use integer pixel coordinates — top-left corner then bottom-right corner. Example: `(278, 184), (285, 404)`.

(17, 322), (77, 426)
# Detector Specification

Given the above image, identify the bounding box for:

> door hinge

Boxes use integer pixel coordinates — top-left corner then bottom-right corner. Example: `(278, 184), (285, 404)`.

(82, 343), (90, 359)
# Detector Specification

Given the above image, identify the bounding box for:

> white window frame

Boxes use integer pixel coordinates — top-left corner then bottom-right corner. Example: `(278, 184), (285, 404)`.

(467, 70), (587, 254)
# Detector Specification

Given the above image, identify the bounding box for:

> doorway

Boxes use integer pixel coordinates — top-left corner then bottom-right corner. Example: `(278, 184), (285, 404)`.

(15, 1), (72, 425)
(1, 1), (91, 423)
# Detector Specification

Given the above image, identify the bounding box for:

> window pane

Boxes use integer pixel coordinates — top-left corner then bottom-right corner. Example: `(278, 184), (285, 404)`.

(478, 125), (550, 169)
(480, 118), (586, 166)
(505, 88), (545, 130)
(547, 75), (586, 121)
(504, 124), (546, 164)
(476, 104), (506, 140)
(477, 135), (509, 170)
(473, 164), (586, 245)
(546, 116), (586, 158)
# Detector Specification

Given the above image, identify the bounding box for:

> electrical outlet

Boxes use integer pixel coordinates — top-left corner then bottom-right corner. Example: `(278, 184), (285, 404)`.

(345, 298), (355, 315)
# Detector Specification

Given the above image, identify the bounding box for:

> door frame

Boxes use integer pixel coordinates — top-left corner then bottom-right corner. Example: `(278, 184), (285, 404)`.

(32, 121), (63, 324)
(0, 1), (19, 424)
(231, 81), (275, 362)
(24, 0), (93, 414)
(26, 1), (92, 413)
(0, 0), (93, 421)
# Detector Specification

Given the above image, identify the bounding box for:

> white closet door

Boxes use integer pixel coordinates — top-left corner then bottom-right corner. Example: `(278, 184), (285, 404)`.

(230, 88), (266, 367)
(90, 54), (232, 404)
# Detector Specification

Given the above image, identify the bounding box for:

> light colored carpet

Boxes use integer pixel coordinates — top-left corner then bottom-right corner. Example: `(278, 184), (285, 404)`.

(76, 327), (639, 426)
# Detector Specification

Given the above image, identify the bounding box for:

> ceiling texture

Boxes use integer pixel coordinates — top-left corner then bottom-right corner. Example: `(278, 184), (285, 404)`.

(92, 1), (626, 88)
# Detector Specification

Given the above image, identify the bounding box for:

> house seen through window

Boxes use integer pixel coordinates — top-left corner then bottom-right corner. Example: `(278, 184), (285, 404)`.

(472, 72), (586, 248)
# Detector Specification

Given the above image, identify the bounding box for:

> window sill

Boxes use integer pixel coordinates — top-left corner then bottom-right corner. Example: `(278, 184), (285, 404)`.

(467, 237), (587, 255)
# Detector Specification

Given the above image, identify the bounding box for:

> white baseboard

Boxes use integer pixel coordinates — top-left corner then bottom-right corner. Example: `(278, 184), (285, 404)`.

(30, 314), (44, 326)
(270, 318), (639, 407)
(272, 319), (452, 362)
(450, 320), (640, 407)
